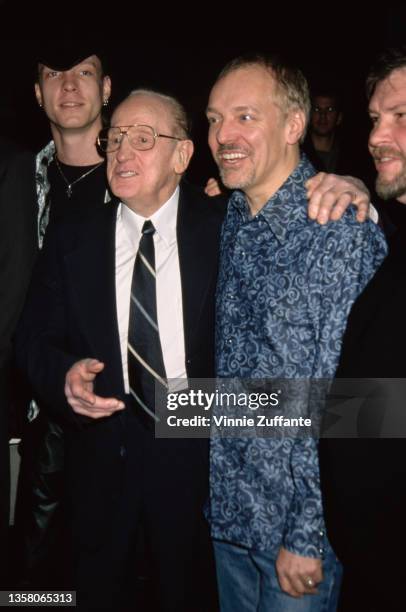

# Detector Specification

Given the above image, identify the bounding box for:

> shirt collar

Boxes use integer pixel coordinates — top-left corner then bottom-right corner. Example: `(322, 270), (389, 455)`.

(119, 186), (179, 249)
(230, 154), (316, 244)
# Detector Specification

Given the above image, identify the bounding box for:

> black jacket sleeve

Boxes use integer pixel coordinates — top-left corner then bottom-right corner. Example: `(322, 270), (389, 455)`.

(0, 143), (38, 370)
(15, 223), (83, 427)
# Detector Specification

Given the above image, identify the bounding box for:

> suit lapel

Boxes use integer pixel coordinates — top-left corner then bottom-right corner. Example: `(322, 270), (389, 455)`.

(62, 186), (222, 390)
(64, 201), (125, 392)
(177, 183), (220, 359)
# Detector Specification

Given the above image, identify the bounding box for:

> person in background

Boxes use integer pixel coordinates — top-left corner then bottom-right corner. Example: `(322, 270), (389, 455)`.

(302, 90), (343, 172)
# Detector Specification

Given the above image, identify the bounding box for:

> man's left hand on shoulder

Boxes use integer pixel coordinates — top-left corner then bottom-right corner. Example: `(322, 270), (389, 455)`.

(306, 172), (371, 225)
(275, 546), (322, 598)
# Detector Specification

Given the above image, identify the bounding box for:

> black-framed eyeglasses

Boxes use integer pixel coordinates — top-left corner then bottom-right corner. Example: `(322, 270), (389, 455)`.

(97, 124), (183, 153)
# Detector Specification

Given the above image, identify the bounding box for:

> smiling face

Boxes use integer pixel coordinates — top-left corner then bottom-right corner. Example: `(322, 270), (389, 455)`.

(106, 93), (194, 216)
(35, 55), (111, 133)
(206, 64), (304, 211)
(368, 67), (406, 204)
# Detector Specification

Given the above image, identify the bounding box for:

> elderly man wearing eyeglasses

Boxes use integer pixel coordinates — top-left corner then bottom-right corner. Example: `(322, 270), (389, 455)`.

(16, 89), (224, 611)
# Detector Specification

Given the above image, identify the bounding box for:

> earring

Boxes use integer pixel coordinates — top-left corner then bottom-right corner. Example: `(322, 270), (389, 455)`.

(38, 103), (43, 108)
(103, 99), (109, 107)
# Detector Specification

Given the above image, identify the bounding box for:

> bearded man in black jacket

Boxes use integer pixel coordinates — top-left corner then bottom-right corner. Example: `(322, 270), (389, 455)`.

(319, 45), (406, 612)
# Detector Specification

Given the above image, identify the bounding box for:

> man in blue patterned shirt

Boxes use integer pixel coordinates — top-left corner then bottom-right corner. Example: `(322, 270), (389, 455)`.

(206, 54), (387, 611)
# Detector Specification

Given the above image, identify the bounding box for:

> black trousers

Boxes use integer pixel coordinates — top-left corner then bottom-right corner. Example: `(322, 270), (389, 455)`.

(14, 412), (68, 588)
(68, 408), (218, 611)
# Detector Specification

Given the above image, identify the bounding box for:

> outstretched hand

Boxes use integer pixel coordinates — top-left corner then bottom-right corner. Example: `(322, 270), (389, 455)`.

(64, 358), (125, 419)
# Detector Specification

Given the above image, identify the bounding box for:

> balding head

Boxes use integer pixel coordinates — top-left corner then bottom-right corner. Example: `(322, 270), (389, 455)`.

(107, 90), (194, 216)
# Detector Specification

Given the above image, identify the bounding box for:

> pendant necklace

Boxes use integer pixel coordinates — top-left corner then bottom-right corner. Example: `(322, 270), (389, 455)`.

(54, 155), (104, 198)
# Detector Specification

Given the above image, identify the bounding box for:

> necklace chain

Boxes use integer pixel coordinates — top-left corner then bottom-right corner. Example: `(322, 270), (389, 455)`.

(54, 155), (104, 198)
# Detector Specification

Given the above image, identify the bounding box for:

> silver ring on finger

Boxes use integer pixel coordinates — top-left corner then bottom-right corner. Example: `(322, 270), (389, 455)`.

(304, 576), (315, 588)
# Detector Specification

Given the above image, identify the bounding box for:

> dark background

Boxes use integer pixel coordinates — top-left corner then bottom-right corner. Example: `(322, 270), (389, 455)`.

(0, 2), (405, 186)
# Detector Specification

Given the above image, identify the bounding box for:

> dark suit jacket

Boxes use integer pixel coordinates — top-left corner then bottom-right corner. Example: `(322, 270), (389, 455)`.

(16, 181), (225, 594)
(0, 139), (37, 583)
(0, 140), (37, 371)
(17, 180), (225, 420)
(319, 226), (406, 602)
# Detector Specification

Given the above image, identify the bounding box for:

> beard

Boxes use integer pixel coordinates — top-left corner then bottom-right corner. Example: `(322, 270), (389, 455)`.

(375, 158), (406, 200)
(219, 165), (255, 190)
(371, 146), (406, 201)
(216, 145), (255, 190)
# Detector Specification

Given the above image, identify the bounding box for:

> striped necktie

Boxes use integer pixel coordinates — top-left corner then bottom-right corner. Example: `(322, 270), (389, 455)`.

(128, 220), (167, 421)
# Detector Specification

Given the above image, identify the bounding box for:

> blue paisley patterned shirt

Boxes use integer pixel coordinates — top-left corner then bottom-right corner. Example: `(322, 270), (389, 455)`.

(209, 156), (387, 558)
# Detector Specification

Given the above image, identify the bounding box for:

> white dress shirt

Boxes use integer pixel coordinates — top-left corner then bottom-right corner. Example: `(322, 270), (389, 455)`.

(115, 187), (186, 392)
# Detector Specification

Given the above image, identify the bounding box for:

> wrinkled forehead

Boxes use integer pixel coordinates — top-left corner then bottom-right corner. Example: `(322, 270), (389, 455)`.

(112, 95), (173, 131)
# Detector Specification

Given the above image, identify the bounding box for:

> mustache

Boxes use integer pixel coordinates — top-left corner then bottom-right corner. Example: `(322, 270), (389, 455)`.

(370, 146), (406, 161)
(217, 144), (250, 155)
